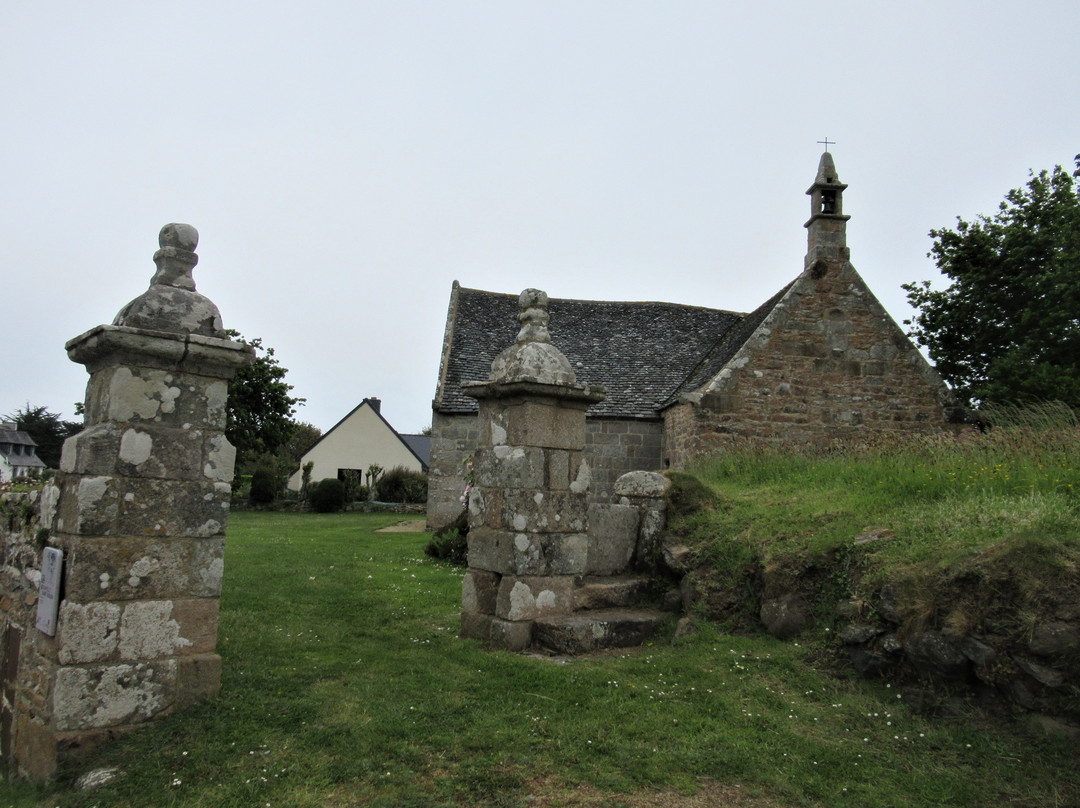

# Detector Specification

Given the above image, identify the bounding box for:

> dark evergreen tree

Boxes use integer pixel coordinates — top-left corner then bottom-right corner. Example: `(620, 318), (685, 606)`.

(4, 404), (82, 469)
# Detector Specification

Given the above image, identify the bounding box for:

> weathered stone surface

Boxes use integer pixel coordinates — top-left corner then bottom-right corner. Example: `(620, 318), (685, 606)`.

(488, 617), (533, 651)
(473, 445), (547, 490)
(495, 576), (575, 621)
(466, 527), (515, 574)
(661, 543), (693, 576)
(52, 659), (177, 731)
(57, 601), (121, 664)
(59, 536), (224, 602)
(462, 569), (499, 614)
(634, 504), (666, 569)
(499, 489), (588, 534)
(877, 584), (902, 624)
(613, 471), (670, 499)
(840, 624), (882, 645)
(958, 636), (997, 670)
(533, 609), (665, 655)
(467, 528), (588, 576)
(1017, 658), (1064, 689)
(673, 616), (697, 640)
(118, 600), (190, 660)
(1028, 621), (1079, 657)
(585, 503), (637, 575)
(459, 610), (494, 642)
(574, 576), (652, 611)
(494, 399), (591, 451)
(55, 475), (231, 539)
(174, 653), (221, 707)
(760, 593), (814, 639)
(903, 631), (970, 681)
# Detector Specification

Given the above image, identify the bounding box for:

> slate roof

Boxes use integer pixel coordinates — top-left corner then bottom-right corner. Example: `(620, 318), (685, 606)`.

(434, 284), (784, 419)
(400, 434), (431, 468)
(0, 423), (47, 470)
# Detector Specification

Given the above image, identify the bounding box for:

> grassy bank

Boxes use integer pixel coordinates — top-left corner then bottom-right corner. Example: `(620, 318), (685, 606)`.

(674, 413), (1079, 644)
(4, 506), (1076, 807)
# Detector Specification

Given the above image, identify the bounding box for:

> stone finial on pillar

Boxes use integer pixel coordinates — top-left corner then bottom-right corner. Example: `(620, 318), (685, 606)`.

(488, 289), (577, 386)
(13, 224), (253, 780)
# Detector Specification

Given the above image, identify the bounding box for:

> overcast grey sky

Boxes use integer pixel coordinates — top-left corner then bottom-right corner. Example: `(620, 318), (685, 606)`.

(3, 1), (1078, 437)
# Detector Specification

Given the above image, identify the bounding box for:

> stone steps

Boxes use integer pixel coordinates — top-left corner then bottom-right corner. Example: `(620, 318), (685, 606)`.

(533, 608), (670, 655)
(573, 575), (653, 610)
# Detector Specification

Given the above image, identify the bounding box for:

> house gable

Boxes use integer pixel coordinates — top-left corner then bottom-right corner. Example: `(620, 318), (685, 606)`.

(287, 399), (427, 491)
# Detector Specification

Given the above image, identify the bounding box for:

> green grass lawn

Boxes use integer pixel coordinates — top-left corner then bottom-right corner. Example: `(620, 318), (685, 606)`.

(3, 510), (1076, 807)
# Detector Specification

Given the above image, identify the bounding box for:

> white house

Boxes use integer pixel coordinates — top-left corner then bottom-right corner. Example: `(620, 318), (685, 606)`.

(0, 422), (47, 482)
(287, 398), (430, 491)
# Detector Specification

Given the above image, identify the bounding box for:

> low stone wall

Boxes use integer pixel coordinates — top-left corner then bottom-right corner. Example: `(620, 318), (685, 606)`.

(0, 486), (58, 778)
(428, 413), (665, 532)
(585, 419), (664, 501)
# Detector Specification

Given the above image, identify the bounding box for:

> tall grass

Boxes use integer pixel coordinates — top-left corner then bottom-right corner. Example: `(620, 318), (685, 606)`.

(684, 415), (1080, 572)
(3, 510), (1075, 807)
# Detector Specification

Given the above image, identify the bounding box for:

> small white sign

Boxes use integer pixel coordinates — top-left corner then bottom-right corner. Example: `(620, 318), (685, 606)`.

(35, 547), (63, 636)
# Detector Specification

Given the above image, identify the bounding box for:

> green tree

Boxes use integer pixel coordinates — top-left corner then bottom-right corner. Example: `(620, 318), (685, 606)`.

(285, 421), (322, 464)
(4, 404), (82, 469)
(904, 157), (1080, 409)
(225, 332), (304, 468)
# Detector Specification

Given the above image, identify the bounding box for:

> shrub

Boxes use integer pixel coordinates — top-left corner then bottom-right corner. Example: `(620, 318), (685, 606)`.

(309, 478), (346, 513)
(248, 466), (278, 505)
(424, 508), (468, 565)
(376, 466), (428, 504)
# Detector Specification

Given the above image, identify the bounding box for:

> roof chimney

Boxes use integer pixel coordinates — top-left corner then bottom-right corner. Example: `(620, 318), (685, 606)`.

(366, 397), (381, 414)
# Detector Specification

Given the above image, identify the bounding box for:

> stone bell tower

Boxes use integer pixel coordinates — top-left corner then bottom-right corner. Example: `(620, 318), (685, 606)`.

(804, 150), (851, 272)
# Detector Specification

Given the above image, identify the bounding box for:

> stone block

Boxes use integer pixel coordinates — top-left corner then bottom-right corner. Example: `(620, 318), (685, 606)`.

(501, 399), (588, 449)
(59, 423), (122, 475)
(462, 570), (499, 614)
(474, 445), (546, 490)
(516, 532), (588, 576)
(57, 601), (121, 664)
(467, 528), (515, 575)
(488, 617), (533, 652)
(115, 478), (231, 538)
(169, 598), (219, 655)
(61, 536), (224, 602)
(52, 659), (177, 731)
(613, 471), (670, 499)
(14, 715), (57, 781)
(585, 503), (637, 575)
(174, 653), (221, 708)
(468, 528), (588, 576)
(500, 489), (588, 534)
(635, 506), (666, 568)
(532, 609), (664, 655)
(118, 600), (207, 660)
(55, 475), (120, 537)
(459, 610), (493, 642)
(495, 575), (575, 621)
(546, 450), (571, 490)
(55, 475), (231, 539)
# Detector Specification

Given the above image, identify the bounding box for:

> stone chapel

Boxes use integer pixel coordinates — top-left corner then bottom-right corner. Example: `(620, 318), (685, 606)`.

(426, 153), (964, 529)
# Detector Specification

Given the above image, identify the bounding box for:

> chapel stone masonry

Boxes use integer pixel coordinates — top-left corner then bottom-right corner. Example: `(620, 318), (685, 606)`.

(427, 153), (962, 530)
(0, 224), (251, 780)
